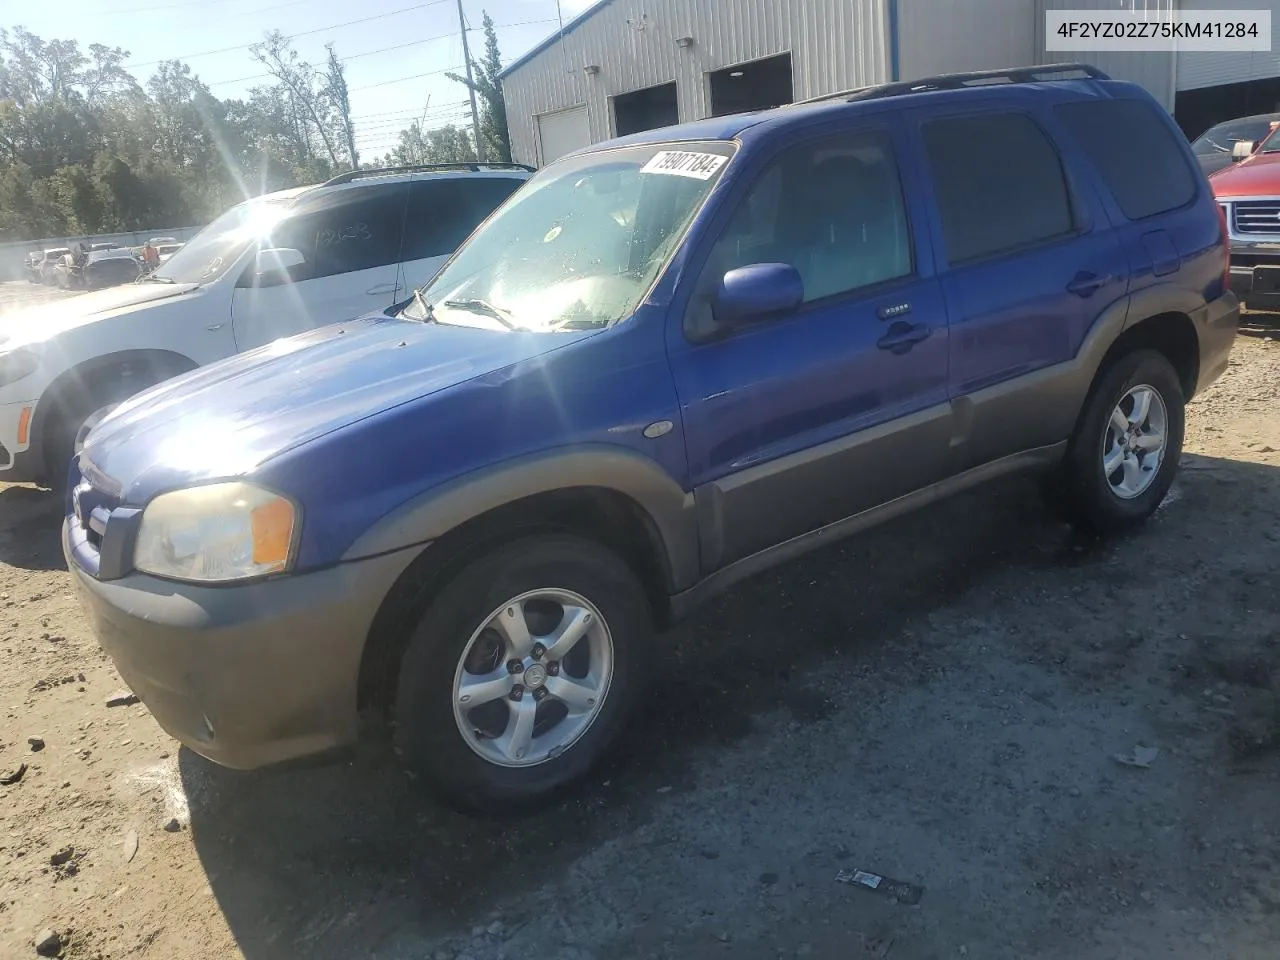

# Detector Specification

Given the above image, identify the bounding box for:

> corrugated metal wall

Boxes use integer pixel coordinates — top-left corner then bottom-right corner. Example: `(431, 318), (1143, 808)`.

(501, 0), (891, 166)
(501, 0), (1195, 165)
(1176, 0), (1280, 91)
(1035, 0), (1177, 110)
(898, 0), (1037, 79)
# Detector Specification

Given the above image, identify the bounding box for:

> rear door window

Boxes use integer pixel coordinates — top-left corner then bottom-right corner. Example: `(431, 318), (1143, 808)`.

(1056, 99), (1197, 221)
(922, 111), (1076, 264)
(276, 183), (408, 280)
(401, 177), (524, 262)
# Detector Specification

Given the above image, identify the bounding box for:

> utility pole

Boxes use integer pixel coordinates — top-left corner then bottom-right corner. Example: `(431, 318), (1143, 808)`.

(456, 0), (485, 162)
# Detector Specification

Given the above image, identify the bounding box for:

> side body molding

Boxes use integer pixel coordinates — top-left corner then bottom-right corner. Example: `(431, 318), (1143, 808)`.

(341, 444), (701, 591)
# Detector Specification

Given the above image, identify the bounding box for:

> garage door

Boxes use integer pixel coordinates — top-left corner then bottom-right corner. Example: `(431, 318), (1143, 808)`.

(537, 106), (591, 165)
(1177, 0), (1280, 90)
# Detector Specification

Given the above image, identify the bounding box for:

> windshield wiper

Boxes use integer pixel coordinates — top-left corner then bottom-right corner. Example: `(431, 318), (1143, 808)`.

(443, 298), (517, 330)
(404, 288), (436, 323)
(139, 274), (176, 284)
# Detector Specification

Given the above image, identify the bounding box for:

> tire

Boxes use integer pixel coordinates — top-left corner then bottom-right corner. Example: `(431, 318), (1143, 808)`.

(42, 362), (186, 489)
(1046, 349), (1184, 535)
(394, 534), (651, 814)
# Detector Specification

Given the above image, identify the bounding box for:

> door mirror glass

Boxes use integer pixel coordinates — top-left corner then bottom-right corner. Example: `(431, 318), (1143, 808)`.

(1232, 139), (1255, 161)
(253, 247), (305, 286)
(712, 263), (804, 329)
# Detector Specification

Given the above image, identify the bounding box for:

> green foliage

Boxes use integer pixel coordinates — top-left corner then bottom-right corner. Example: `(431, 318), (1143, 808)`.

(445, 11), (511, 163)
(0, 27), (357, 242)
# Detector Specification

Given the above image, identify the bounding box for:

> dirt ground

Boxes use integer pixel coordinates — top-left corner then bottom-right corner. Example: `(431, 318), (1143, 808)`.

(0, 280), (1278, 959)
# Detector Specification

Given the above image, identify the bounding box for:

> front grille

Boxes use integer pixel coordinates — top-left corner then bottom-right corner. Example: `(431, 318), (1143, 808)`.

(1232, 199), (1280, 235)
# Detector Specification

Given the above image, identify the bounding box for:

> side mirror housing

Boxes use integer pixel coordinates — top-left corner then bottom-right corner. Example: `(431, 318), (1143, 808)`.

(712, 263), (804, 330)
(1232, 139), (1256, 161)
(252, 247), (305, 286)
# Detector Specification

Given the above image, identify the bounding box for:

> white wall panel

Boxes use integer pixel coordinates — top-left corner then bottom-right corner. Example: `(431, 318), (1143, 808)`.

(1175, 0), (1280, 91)
(502, 0), (891, 166)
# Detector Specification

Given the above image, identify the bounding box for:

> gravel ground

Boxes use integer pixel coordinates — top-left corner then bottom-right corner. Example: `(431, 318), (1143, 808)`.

(0, 280), (1277, 959)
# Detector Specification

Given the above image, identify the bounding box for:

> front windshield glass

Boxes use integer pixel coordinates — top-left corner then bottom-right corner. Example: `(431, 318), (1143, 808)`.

(1260, 126), (1280, 153)
(153, 196), (292, 284)
(412, 141), (736, 331)
(1193, 118), (1275, 156)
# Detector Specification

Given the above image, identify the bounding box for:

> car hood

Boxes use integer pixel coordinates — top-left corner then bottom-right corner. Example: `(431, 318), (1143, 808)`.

(80, 313), (596, 501)
(1209, 152), (1280, 197)
(0, 281), (199, 349)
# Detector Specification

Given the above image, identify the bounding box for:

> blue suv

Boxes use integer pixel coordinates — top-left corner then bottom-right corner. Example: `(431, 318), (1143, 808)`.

(64, 64), (1238, 811)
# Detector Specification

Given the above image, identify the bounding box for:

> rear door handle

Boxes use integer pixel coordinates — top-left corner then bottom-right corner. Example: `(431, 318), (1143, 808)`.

(876, 321), (932, 354)
(366, 282), (398, 296)
(1066, 272), (1114, 297)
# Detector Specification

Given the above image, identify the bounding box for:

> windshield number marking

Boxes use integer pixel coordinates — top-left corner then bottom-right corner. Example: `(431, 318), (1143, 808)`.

(641, 151), (727, 180)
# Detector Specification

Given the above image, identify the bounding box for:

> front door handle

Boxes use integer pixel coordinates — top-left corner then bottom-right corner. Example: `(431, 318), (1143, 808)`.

(366, 282), (398, 296)
(1066, 272), (1114, 297)
(876, 321), (931, 354)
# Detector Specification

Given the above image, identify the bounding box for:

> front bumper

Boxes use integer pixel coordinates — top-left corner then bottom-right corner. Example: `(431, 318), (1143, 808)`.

(0, 399), (39, 479)
(1228, 237), (1280, 309)
(64, 517), (418, 769)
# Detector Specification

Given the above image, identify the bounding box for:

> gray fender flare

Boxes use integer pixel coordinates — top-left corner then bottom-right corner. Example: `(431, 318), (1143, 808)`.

(341, 444), (701, 592)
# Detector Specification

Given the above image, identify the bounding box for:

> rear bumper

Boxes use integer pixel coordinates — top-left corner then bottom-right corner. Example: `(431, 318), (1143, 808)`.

(64, 517), (419, 769)
(1192, 291), (1240, 397)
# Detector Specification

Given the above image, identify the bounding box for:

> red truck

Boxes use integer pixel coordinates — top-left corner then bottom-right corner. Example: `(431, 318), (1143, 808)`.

(1211, 124), (1280, 310)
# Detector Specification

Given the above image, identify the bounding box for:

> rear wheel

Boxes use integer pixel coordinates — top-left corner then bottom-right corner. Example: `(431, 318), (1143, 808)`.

(393, 534), (650, 813)
(1046, 349), (1184, 534)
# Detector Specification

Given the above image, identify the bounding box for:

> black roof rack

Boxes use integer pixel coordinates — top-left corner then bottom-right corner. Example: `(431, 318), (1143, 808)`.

(799, 63), (1109, 106)
(322, 162), (535, 186)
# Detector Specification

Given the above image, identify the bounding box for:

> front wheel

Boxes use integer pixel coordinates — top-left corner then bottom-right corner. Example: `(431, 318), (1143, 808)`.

(393, 535), (650, 813)
(1046, 349), (1185, 535)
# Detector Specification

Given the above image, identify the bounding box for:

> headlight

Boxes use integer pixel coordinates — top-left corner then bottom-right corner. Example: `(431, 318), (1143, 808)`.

(0, 349), (39, 387)
(134, 482), (298, 583)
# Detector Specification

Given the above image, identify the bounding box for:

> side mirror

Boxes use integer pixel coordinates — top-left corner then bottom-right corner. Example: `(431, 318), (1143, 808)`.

(712, 263), (804, 330)
(1232, 139), (1255, 161)
(253, 247), (305, 286)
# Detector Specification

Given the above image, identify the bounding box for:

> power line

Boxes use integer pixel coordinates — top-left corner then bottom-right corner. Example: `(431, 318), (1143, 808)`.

(123, 0), (451, 69)
(85, 0), (305, 16)
(351, 64), (463, 91)
(201, 14), (553, 90)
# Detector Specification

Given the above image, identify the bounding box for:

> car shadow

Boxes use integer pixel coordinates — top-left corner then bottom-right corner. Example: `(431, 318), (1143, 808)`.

(177, 465), (1119, 957)
(0, 483), (66, 571)
(1239, 307), (1280, 339)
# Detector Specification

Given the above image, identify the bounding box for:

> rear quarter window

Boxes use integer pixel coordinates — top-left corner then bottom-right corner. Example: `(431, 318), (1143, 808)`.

(400, 177), (524, 263)
(1055, 99), (1197, 221)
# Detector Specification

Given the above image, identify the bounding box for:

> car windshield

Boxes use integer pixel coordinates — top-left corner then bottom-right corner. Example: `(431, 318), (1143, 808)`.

(152, 196), (293, 284)
(1193, 118), (1275, 156)
(1259, 126), (1280, 153)
(409, 141), (735, 331)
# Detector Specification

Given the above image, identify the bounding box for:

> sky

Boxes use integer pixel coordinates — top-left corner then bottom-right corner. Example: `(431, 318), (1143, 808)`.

(9, 0), (598, 159)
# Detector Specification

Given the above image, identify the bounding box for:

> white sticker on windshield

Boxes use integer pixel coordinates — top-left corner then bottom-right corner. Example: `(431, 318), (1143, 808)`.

(640, 150), (728, 180)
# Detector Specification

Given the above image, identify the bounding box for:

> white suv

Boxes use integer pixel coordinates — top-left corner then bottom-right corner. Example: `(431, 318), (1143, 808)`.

(0, 163), (531, 486)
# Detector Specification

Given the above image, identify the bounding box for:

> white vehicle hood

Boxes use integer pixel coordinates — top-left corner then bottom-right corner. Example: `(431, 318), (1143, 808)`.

(0, 282), (201, 350)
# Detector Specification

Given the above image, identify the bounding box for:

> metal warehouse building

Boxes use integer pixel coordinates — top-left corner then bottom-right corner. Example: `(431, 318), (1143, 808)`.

(500, 0), (1280, 166)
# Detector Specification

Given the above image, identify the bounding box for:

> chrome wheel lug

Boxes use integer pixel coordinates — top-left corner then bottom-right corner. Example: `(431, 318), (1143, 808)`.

(509, 684), (525, 702)
(507, 659), (524, 674)
(531, 642), (546, 660)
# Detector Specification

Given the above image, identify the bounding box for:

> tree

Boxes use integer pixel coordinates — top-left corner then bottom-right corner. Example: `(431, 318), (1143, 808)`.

(0, 26), (372, 243)
(446, 12), (511, 163)
(324, 45), (358, 169)
(383, 122), (476, 166)
(250, 31), (341, 168)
